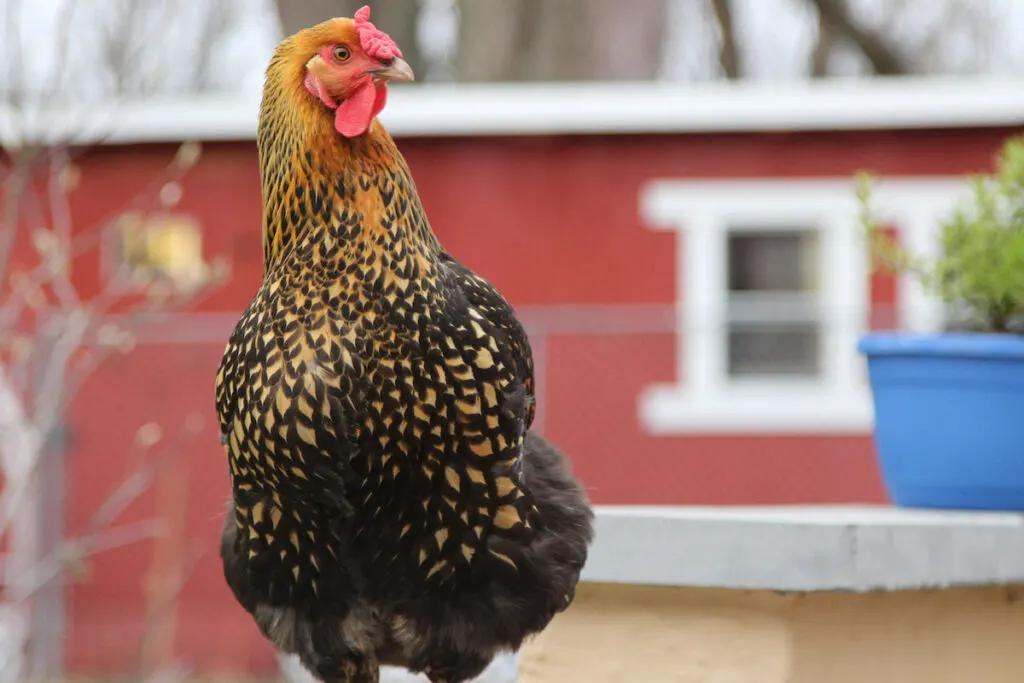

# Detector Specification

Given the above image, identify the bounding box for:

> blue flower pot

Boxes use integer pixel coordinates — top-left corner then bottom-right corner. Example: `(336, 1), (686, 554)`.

(858, 332), (1024, 510)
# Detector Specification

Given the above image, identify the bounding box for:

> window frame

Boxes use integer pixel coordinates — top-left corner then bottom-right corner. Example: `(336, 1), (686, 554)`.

(637, 177), (966, 434)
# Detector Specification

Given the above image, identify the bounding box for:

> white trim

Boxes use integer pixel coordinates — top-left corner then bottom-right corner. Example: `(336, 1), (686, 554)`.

(3, 76), (1024, 145)
(640, 386), (874, 434)
(637, 177), (968, 435)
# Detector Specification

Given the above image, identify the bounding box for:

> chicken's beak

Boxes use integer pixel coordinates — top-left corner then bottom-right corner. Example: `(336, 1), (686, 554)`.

(371, 57), (415, 83)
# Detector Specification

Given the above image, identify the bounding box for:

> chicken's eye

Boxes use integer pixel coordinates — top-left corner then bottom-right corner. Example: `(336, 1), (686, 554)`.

(332, 45), (351, 63)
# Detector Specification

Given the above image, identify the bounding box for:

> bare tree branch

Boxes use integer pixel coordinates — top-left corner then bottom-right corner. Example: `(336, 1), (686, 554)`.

(179, 0), (235, 91)
(0, 141), (204, 331)
(0, 149), (39, 293)
(0, 5), (234, 679)
(45, 150), (79, 310)
(2, 417), (206, 601)
(806, 0), (911, 75)
(48, 0), (82, 98)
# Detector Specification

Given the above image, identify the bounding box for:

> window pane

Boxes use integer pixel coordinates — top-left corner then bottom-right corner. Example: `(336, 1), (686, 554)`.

(725, 228), (821, 379)
(727, 323), (821, 378)
(727, 230), (818, 292)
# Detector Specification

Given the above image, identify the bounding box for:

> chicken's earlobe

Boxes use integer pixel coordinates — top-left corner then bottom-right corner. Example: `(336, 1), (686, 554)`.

(304, 57), (338, 109)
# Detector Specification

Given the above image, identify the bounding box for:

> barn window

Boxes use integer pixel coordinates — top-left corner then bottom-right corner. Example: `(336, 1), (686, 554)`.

(725, 228), (821, 378)
(636, 177), (965, 434)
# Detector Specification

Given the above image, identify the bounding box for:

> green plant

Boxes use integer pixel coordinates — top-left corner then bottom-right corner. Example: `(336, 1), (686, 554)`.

(857, 135), (1024, 333)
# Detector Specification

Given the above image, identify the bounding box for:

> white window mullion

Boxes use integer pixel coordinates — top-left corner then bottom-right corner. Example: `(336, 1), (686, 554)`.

(685, 214), (727, 399)
(899, 213), (944, 334)
(825, 213), (871, 395)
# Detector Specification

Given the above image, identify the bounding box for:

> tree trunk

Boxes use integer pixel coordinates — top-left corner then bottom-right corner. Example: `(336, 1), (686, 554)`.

(810, 10), (833, 77)
(584, 0), (668, 80)
(274, 0), (424, 79)
(455, 0), (668, 82)
(275, 0), (361, 37)
(710, 0), (740, 79)
(452, 0), (530, 82)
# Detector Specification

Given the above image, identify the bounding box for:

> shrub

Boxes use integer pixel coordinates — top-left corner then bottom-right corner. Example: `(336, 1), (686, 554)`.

(858, 135), (1024, 333)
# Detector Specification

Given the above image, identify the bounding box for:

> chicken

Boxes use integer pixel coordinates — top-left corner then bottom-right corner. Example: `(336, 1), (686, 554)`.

(214, 7), (594, 683)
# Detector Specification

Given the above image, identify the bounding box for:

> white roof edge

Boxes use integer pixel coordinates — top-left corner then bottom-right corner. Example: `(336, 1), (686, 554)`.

(3, 76), (1024, 146)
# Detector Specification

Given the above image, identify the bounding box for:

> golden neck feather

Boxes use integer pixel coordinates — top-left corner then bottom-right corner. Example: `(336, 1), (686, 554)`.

(256, 58), (440, 278)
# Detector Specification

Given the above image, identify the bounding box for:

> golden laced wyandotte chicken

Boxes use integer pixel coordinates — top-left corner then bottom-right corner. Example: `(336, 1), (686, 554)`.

(214, 7), (594, 683)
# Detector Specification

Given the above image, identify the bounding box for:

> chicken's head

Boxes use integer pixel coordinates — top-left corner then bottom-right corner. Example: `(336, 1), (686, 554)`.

(290, 6), (414, 138)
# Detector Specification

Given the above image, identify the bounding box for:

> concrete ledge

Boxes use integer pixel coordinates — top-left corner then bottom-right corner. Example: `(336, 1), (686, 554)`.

(583, 505), (1024, 592)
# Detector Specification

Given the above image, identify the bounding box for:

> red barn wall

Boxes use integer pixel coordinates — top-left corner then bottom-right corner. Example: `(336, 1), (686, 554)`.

(57, 126), (1019, 674)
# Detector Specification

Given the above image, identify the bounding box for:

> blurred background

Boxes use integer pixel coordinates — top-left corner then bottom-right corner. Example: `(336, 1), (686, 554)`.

(0, 0), (1022, 682)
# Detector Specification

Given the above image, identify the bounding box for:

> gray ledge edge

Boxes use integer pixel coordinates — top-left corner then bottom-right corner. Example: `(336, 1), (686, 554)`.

(581, 505), (1024, 593)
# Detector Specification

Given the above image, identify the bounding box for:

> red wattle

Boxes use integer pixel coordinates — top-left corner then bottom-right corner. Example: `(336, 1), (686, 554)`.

(335, 80), (388, 138)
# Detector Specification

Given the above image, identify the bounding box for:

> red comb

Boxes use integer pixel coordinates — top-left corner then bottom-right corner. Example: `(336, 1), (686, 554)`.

(354, 5), (403, 61)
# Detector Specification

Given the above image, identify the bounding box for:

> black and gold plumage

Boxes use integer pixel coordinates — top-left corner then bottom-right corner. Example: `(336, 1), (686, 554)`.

(215, 13), (593, 683)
